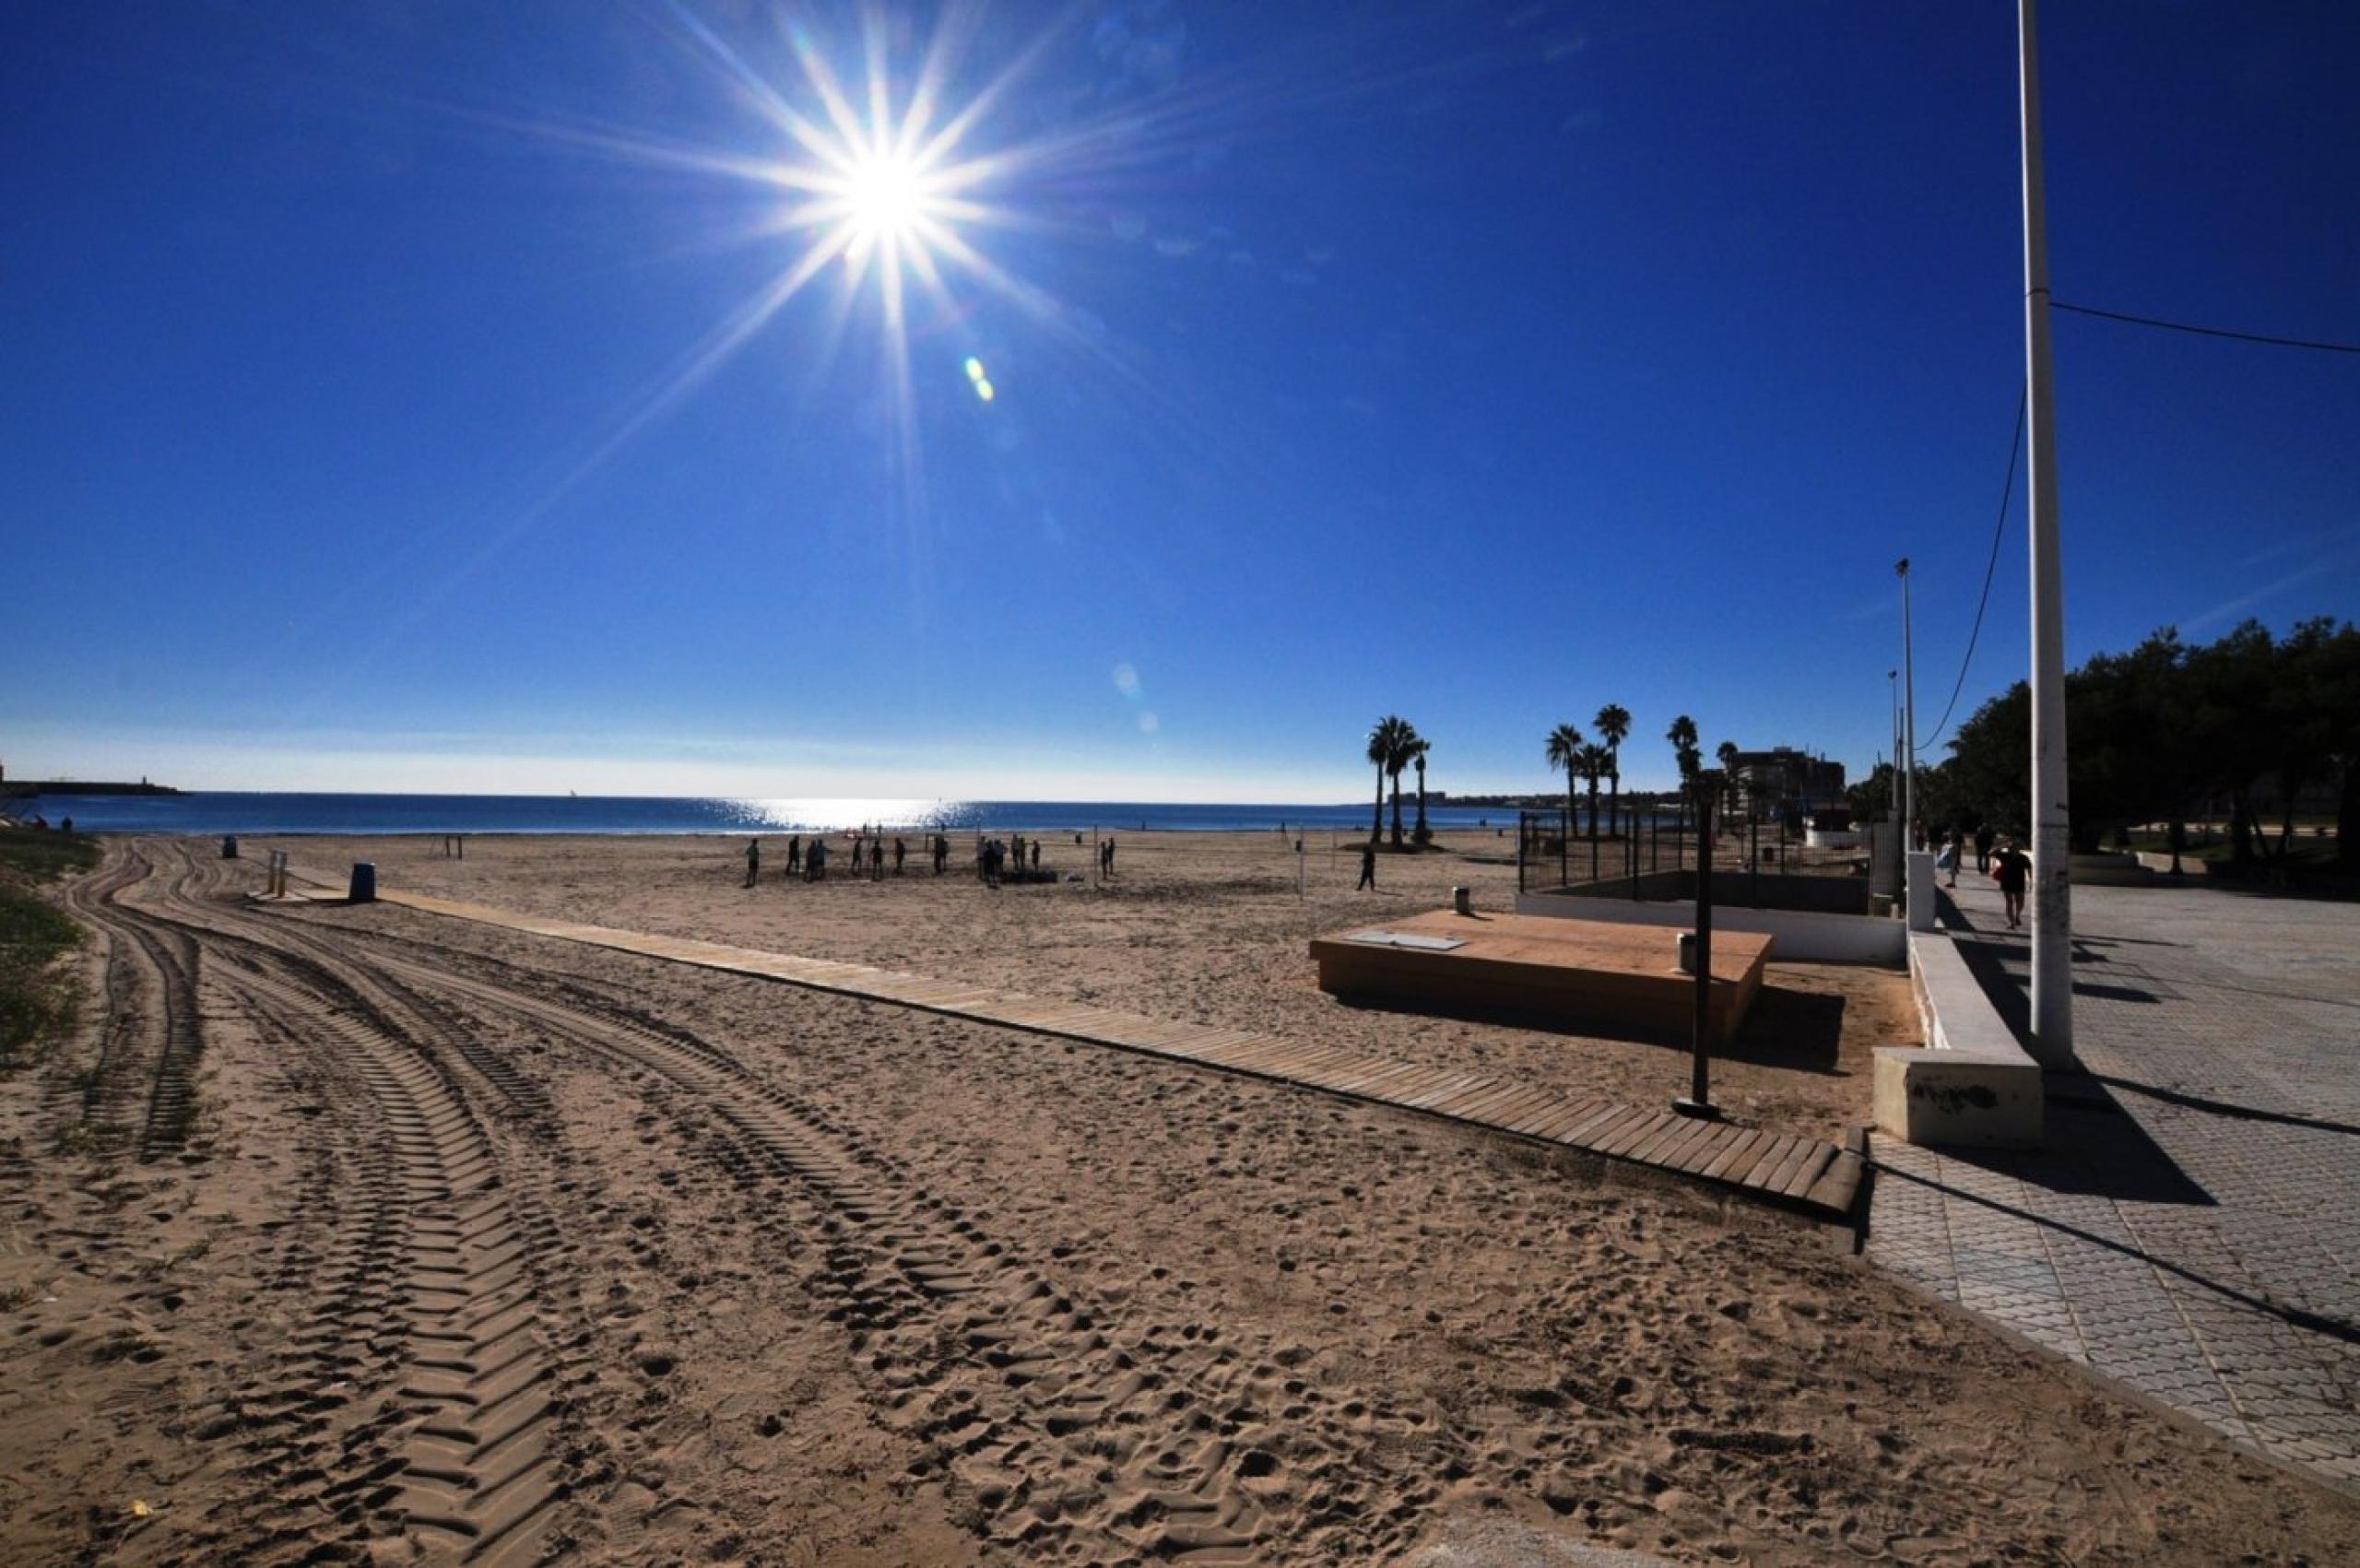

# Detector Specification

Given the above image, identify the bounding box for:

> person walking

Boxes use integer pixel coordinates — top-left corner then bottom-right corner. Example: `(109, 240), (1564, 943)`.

(808, 837), (828, 882)
(786, 834), (802, 878)
(743, 837), (761, 888)
(1029, 840), (1040, 874)
(1972, 821), (1995, 876)
(893, 836), (907, 876)
(932, 834), (948, 876)
(1357, 842), (1377, 890)
(1936, 830), (1962, 889)
(1103, 836), (1116, 877)
(1990, 837), (2032, 929)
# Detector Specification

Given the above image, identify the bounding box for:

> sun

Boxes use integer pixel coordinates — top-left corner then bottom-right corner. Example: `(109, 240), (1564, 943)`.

(839, 148), (930, 244)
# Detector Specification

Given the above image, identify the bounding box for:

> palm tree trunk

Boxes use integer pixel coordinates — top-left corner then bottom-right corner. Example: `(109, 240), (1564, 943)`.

(1373, 764), (1385, 844)
(1413, 760), (1429, 843)
(1607, 759), (1620, 838)
(1587, 780), (1599, 840)
(1389, 775), (1405, 846)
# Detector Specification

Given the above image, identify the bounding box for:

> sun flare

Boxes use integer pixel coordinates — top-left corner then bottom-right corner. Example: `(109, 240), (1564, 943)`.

(836, 148), (931, 244)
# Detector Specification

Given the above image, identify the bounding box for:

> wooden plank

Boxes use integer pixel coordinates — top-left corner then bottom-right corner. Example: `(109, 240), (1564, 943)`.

(1740, 1136), (1808, 1191)
(1463, 1086), (1546, 1129)
(1403, 1073), (1491, 1110)
(1778, 1144), (1838, 1199)
(1699, 1127), (1773, 1183)
(1532, 1098), (1614, 1142)
(1508, 1096), (1589, 1138)
(1327, 1060), (1422, 1098)
(1629, 1115), (1700, 1167)
(1562, 1102), (1646, 1151)
(1510, 1097), (1593, 1140)
(1424, 1082), (1516, 1120)
(1802, 1150), (1865, 1215)
(1762, 1138), (1824, 1197)
(1372, 1064), (1460, 1105)
(1458, 1085), (1543, 1125)
(1670, 1123), (1744, 1175)
(1708, 1128), (1775, 1190)
(1486, 1088), (1564, 1133)
(1648, 1115), (1723, 1172)
(1598, 1111), (1678, 1159)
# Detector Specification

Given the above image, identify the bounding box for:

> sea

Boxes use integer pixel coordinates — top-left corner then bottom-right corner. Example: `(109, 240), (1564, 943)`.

(9, 793), (1524, 838)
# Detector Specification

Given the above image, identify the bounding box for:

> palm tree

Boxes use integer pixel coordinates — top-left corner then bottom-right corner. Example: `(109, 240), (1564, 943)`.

(1716, 740), (1740, 825)
(1577, 742), (1613, 840)
(1593, 703), (1632, 837)
(1365, 715), (1410, 844)
(1386, 722), (1422, 846)
(1667, 713), (1701, 779)
(1410, 738), (1433, 843)
(1545, 722), (1584, 842)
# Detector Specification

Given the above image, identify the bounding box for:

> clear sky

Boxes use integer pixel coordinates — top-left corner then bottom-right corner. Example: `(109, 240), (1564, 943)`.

(5, 1), (2355, 799)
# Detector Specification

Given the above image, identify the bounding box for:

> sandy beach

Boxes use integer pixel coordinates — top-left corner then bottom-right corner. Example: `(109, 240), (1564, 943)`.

(4, 830), (2354, 1564)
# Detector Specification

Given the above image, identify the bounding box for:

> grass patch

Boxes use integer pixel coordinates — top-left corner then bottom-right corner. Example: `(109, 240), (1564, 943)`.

(0, 828), (97, 1075)
(0, 828), (102, 881)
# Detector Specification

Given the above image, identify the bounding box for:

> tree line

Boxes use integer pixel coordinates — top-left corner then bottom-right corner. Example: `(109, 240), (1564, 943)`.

(1911, 618), (2357, 867)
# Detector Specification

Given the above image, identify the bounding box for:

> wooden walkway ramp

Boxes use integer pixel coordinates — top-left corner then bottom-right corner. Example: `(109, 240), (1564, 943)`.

(300, 879), (1863, 1219)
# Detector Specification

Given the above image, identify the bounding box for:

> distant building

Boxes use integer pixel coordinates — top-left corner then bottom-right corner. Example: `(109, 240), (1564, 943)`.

(1728, 748), (1846, 815)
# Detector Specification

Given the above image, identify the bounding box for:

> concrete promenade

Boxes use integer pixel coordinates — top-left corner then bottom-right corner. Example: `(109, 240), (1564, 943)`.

(1867, 870), (2360, 1491)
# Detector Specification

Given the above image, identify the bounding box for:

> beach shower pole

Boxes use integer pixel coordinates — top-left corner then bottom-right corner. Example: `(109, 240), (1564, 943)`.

(1675, 777), (1718, 1119)
(2020, 0), (2072, 1061)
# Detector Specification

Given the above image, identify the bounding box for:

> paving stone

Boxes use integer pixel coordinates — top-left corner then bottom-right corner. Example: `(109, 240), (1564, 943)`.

(1867, 878), (2360, 1492)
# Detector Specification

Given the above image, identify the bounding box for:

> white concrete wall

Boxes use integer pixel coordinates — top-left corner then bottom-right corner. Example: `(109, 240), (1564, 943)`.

(1512, 892), (1906, 963)
(1872, 928), (2044, 1149)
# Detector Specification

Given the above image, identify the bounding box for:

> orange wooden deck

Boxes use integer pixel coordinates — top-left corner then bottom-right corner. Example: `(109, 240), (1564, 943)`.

(1310, 910), (1770, 1043)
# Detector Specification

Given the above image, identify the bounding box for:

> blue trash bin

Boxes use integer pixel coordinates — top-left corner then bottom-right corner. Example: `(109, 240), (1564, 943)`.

(348, 862), (377, 903)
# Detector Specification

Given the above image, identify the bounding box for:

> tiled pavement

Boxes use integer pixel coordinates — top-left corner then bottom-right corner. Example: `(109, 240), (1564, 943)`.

(1867, 871), (2360, 1491)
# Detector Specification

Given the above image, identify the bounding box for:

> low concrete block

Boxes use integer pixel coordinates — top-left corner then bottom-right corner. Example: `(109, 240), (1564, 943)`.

(1873, 1046), (2043, 1149)
(1875, 927), (2046, 1149)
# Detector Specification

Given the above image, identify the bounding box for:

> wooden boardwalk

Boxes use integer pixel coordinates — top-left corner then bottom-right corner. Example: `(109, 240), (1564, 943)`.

(296, 879), (1863, 1219)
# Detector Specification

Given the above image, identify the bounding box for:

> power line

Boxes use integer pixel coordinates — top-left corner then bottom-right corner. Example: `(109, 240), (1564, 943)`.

(2052, 301), (2360, 356)
(1916, 384), (2026, 755)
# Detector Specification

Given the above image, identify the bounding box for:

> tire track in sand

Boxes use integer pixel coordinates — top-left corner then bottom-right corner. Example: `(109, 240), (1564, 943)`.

(348, 944), (1389, 1564)
(102, 847), (582, 1565)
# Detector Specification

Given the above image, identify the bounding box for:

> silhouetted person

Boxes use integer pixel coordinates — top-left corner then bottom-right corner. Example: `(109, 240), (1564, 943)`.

(932, 834), (948, 875)
(1357, 843), (1376, 890)
(1972, 822), (1995, 875)
(787, 834), (802, 877)
(1030, 840), (1040, 873)
(744, 837), (761, 888)
(1991, 838), (2031, 928)
(893, 836), (907, 875)
(808, 838), (828, 881)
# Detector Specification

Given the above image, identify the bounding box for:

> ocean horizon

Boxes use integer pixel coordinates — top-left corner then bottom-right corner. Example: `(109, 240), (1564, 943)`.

(8, 791), (1538, 838)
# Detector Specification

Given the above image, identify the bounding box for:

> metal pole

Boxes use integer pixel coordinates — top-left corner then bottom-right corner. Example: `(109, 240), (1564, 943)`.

(1898, 560), (1918, 851)
(2021, 0), (2072, 1059)
(1887, 670), (1900, 822)
(1676, 780), (1718, 1119)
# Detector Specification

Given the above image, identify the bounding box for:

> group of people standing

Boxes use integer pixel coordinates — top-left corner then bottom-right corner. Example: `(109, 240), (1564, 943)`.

(743, 831), (957, 886)
(1931, 821), (2035, 928)
(742, 829), (1116, 889)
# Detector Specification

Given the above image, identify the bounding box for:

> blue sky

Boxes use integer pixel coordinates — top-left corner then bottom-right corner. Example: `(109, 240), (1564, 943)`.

(5, 1), (2354, 799)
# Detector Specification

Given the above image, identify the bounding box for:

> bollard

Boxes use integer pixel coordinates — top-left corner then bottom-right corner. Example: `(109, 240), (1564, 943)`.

(222, 834), (240, 860)
(1452, 885), (1472, 916)
(1676, 930), (1697, 974)
(348, 862), (377, 903)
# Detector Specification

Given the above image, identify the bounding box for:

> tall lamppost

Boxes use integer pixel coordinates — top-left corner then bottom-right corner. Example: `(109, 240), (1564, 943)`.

(1896, 559), (1918, 851)
(2020, 0), (2072, 1060)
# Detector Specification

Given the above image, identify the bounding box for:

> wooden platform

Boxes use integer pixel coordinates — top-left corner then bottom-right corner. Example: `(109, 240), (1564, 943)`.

(1311, 910), (1771, 1043)
(277, 867), (1858, 1220)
